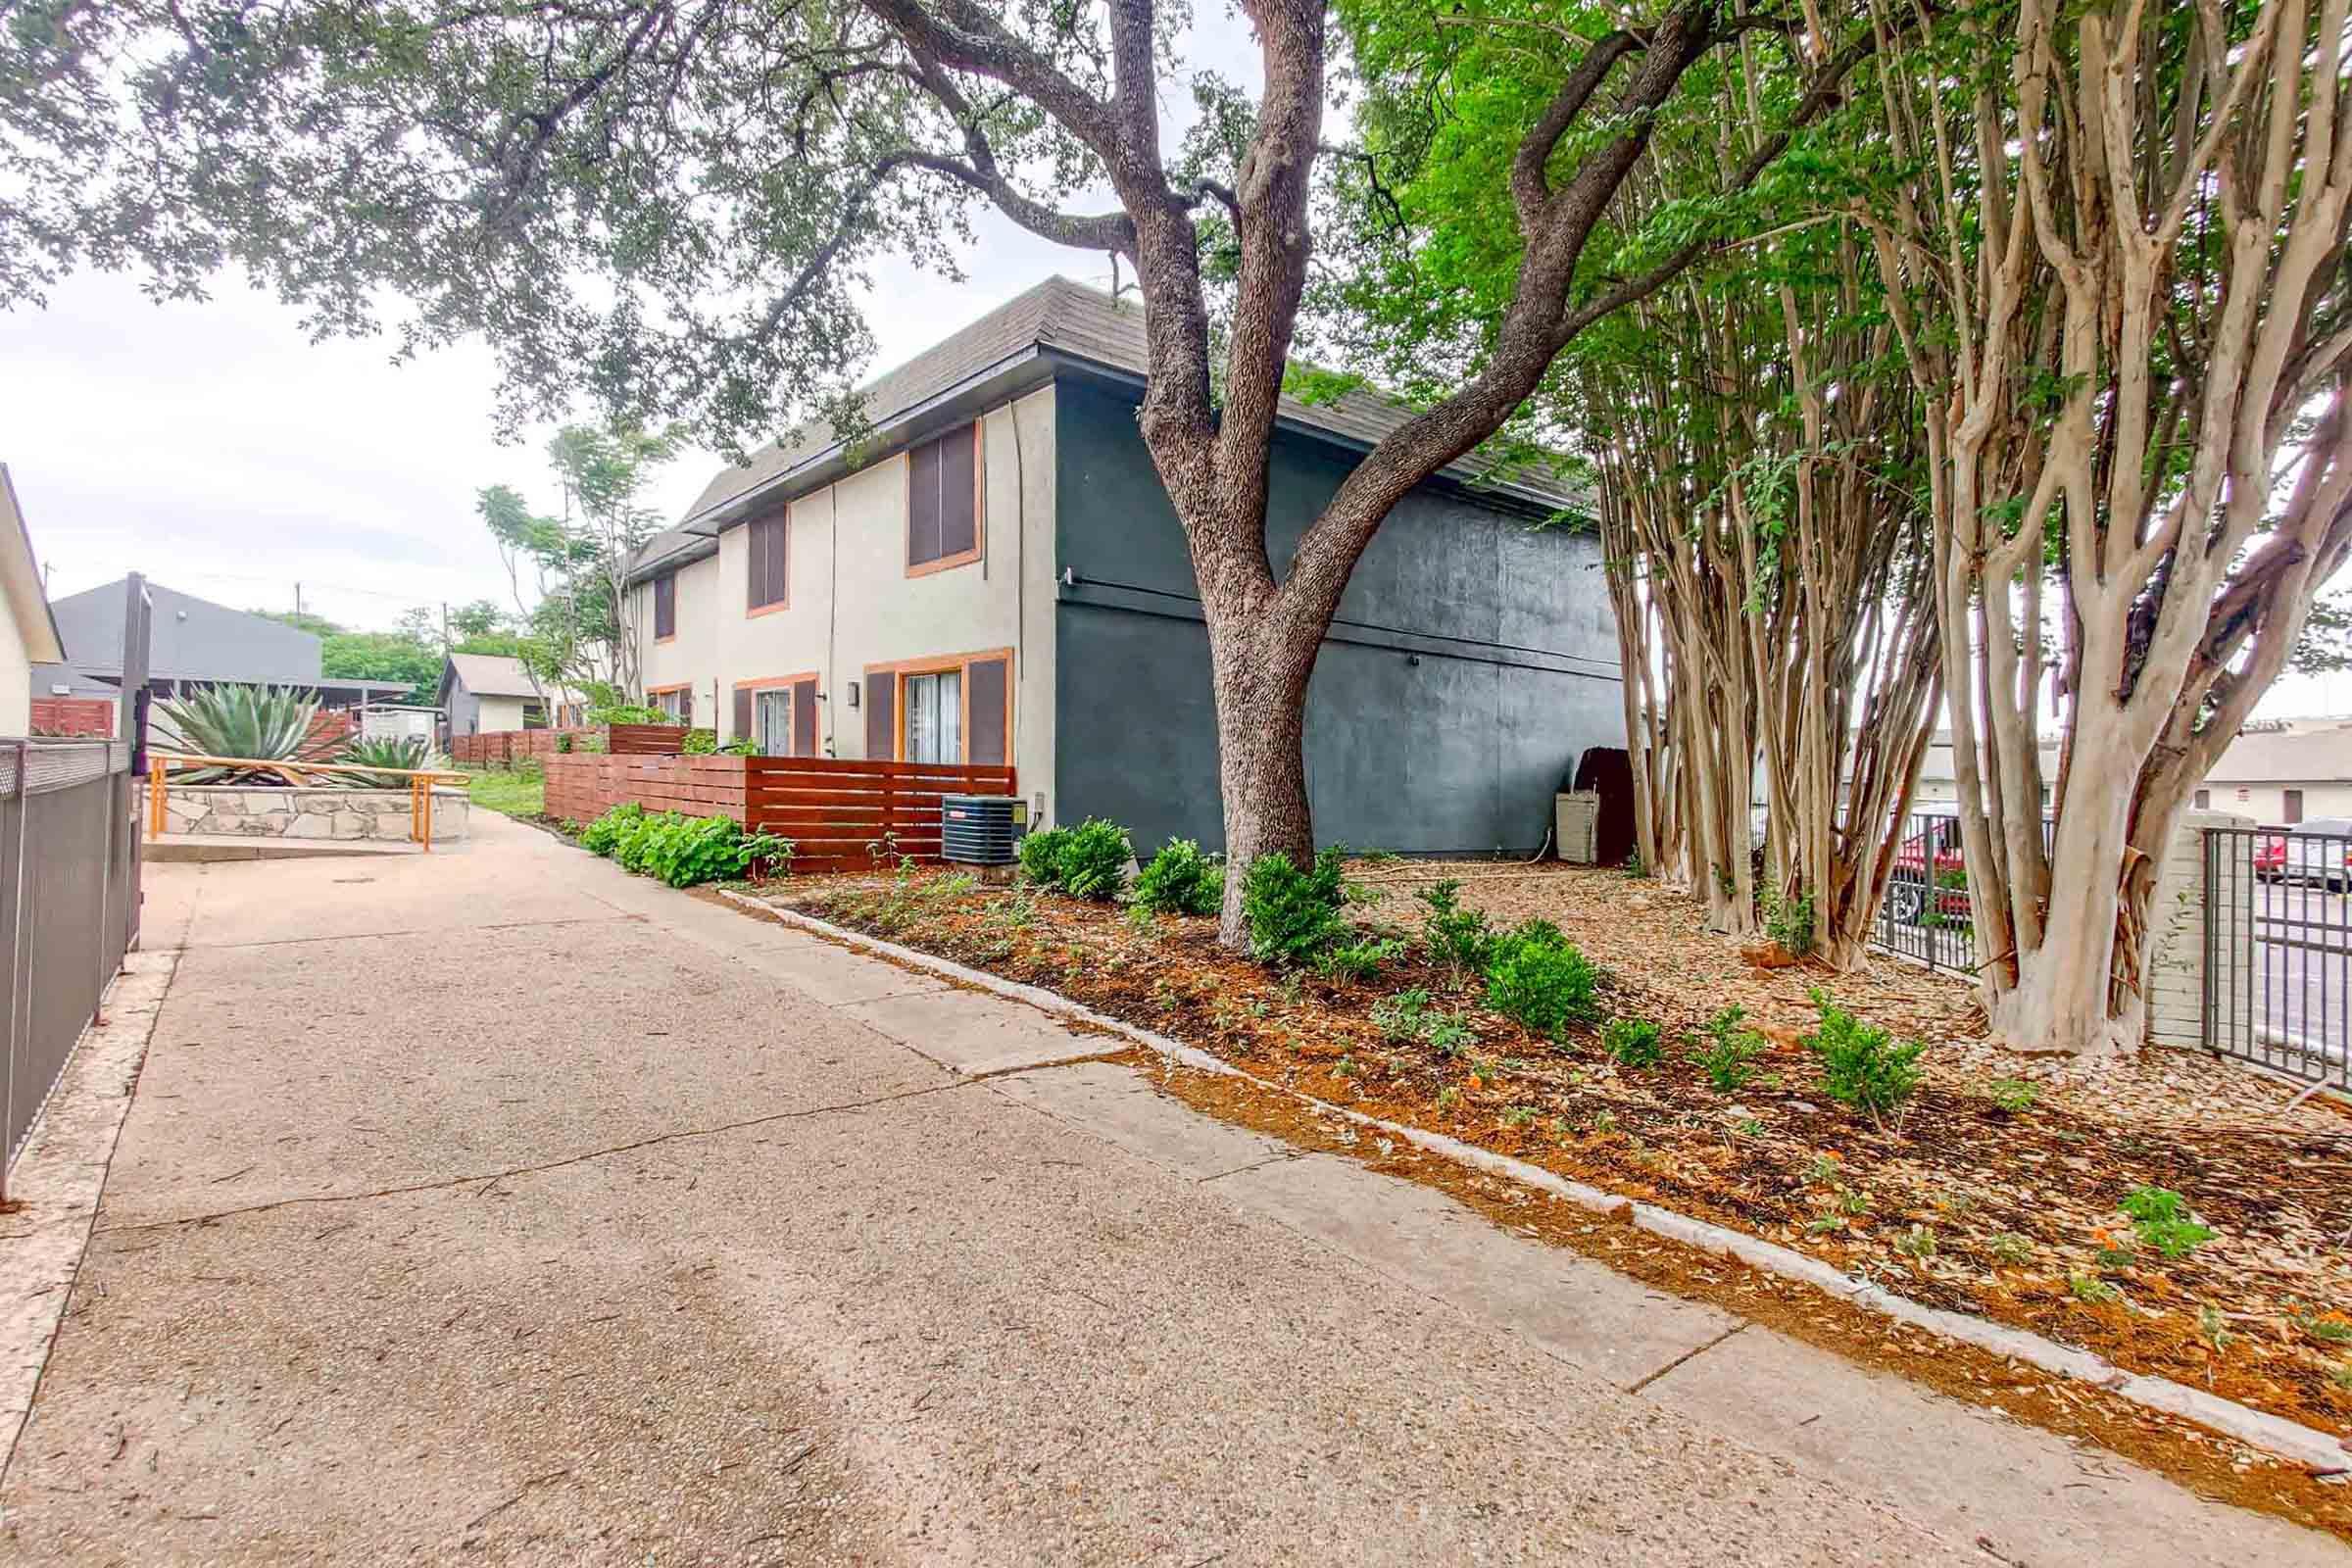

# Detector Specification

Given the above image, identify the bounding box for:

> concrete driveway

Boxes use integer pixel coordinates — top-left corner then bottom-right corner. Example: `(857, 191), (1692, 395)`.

(1, 813), (2340, 1564)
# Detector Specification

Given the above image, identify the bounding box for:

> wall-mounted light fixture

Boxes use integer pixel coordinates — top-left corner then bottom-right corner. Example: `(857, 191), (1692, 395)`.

(846, 682), (860, 710)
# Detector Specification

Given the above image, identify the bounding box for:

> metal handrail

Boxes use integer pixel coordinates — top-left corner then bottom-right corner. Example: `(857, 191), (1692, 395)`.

(145, 753), (470, 852)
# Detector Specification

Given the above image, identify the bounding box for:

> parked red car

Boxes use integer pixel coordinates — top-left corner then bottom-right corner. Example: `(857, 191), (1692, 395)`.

(1886, 818), (1971, 924)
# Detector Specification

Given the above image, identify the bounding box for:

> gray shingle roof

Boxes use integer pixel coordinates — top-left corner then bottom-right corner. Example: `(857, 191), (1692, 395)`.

(443, 652), (572, 701)
(2207, 723), (2352, 784)
(635, 276), (1588, 581)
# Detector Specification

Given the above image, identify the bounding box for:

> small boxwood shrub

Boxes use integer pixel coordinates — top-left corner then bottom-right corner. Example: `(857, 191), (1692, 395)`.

(2119, 1186), (2215, 1259)
(1601, 1017), (1664, 1067)
(1056, 818), (1134, 901)
(1315, 935), (1405, 983)
(1485, 921), (1599, 1038)
(1804, 989), (1925, 1120)
(1132, 837), (1224, 916)
(1017, 825), (1073, 887)
(1417, 878), (1495, 977)
(1241, 847), (1351, 965)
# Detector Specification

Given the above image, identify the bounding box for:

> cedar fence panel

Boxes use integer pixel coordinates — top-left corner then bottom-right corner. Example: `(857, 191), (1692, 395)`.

(546, 752), (1016, 874)
(29, 697), (116, 738)
(746, 757), (1015, 874)
(451, 724), (686, 766)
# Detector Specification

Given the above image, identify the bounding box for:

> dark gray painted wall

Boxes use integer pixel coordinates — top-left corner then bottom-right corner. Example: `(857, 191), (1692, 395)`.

(1051, 377), (1623, 856)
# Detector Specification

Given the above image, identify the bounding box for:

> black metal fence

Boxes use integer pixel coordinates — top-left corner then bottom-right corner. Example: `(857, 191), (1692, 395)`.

(1870, 811), (1975, 973)
(2202, 824), (2350, 1092)
(2, 739), (143, 1167)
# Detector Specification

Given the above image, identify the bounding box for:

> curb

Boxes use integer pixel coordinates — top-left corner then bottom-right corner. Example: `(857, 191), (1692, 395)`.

(730, 892), (2352, 1477)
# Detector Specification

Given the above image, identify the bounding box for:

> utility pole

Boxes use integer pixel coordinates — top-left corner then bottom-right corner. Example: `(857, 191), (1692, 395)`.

(294, 581), (304, 619)
(441, 602), (452, 656)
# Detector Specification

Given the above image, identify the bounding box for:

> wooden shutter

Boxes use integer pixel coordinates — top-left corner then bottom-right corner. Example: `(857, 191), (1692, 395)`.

(793, 678), (818, 758)
(768, 514), (789, 605)
(966, 656), (1007, 766)
(908, 441), (944, 566)
(732, 686), (753, 745)
(941, 425), (978, 559)
(654, 573), (675, 639)
(746, 517), (767, 611)
(865, 672), (894, 760)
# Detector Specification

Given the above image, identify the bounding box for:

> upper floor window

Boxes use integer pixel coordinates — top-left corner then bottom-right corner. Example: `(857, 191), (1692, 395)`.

(906, 423), (980, 574)
(747, 510), (788, 612)
(653, 571), (677, 640)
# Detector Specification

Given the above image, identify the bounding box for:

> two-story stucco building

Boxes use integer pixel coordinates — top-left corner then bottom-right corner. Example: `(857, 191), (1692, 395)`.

(624, 278), (1623, 856)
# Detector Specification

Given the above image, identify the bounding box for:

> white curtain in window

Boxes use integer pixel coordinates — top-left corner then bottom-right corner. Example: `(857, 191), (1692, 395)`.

(905, 670), (961, 763)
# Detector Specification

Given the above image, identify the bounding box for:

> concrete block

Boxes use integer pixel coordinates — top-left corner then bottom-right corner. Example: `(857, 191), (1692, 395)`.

(838, 987), (1102, 1075)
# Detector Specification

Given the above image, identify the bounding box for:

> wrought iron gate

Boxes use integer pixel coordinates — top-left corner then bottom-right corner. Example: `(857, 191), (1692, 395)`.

(2202, 823), (2351, 1092)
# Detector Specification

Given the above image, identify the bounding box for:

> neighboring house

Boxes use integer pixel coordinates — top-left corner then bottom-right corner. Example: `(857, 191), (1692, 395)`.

(29, 578), (412, 715)
(1911, 730), (2064, 812)
(0, 466), (69, 736)
(623, 276), (1623, 855)
(2197, 718), (2352, 824)
(436, 654), (587, 736)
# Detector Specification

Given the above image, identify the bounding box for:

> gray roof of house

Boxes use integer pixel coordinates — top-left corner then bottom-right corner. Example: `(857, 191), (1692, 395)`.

(441, 652), (565, 701)
(50, 578), (321, 684)
(2207, 722), (2352, 784)
(631, 276), (1590, 583)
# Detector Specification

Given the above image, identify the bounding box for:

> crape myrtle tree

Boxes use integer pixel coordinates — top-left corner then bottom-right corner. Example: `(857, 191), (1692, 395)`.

(1853, 0), (2352, 1055)
(8, 0), (1902, 946)
(1322, 17), (1941, 963)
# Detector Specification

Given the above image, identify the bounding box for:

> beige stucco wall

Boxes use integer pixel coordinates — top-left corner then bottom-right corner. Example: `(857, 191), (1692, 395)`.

(0, 576), (27, 735)
(635, 385), (1057, 813)
(470, 694), (538, 734)
(2199, 780), (2352, 824)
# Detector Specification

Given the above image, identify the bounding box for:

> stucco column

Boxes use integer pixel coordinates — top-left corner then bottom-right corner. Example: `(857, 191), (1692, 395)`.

(2143, 808), (2253, 1051)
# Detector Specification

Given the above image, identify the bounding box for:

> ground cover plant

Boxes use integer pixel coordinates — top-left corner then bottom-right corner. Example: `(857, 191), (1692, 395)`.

(762, 854), (2352, 1442)
(578, 803), (789, 888)
(465, 763), (544, 819)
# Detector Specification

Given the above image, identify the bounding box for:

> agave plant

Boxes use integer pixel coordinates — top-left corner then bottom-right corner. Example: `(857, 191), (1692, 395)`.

(152, 684), (320, 783)
(338, 734), (435, 786)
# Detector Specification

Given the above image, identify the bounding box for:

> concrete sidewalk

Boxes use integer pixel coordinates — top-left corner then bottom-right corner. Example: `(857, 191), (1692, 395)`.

(0, 810), (2339, 1564)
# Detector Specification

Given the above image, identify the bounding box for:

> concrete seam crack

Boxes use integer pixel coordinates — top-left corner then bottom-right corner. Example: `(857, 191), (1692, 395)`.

(95, 1078), (973, 1235)
(1626, 1319), (1750, 1396)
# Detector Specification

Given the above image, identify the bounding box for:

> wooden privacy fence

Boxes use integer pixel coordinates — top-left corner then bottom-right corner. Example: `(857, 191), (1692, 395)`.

(545, 753), (750, 824)
(745, 757), (1016, 873)
(543, 752), (1016, 873)
(450, 723), (690, 766)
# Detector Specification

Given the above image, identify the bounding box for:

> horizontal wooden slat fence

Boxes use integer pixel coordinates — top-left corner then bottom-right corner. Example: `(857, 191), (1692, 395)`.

(544, 752), (1016, 874)
(451, 723), (690, 766)
(544, 754), (748, 823)
(746, 757), (1016, 873)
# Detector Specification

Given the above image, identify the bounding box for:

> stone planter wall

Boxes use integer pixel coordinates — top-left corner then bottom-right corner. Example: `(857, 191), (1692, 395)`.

(148, 785), (471, 843)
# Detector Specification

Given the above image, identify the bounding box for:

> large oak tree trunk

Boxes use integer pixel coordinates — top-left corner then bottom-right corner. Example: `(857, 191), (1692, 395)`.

(1205, 609), (1318, 945)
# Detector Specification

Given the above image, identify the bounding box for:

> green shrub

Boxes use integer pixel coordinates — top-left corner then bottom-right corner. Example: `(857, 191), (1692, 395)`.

(1601, 1017), (1664, 1067)
(1804, 989), (1925, 1120)
(1017, 825), (1073, 888)
(2118, 1186), (2215, 1259)
(555, 732), (575, 754)
(579, 802), (646, 857)
(1986, 1077), (2038, 1114)
(580, 803), (789, 887)
(1417, 879), (1495, 977)
(1762, 885), (1816, 956)
(1372, 988), (1433, 1042)
(1057, 818), (1134, 901)
(1241, 847), (1352, 965)
(586, 703), (670, 726)
(1422, 1012), (1479, 1055)
(679, 727), (719, 755)
(1691, 1026), (1766, 1092)
(1316, 936), (1404, 983)
(1485, 924), (1600, 1038)
(1132, 838), (1225, 916)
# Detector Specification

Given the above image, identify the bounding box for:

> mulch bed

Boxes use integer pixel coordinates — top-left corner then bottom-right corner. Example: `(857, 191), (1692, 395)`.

(759, 860), (2352, 1448)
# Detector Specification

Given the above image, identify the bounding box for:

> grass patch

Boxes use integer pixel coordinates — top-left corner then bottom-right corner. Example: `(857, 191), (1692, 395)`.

(465, 763), (544, 818)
